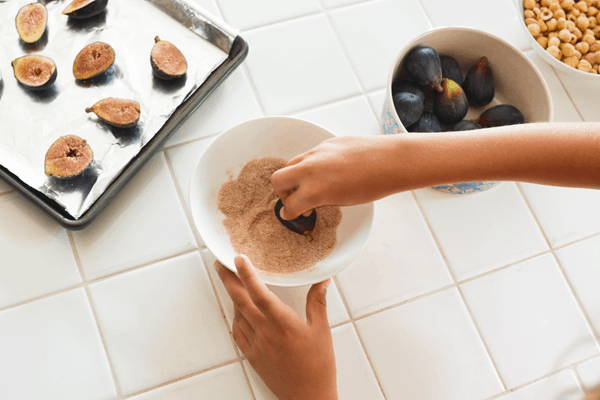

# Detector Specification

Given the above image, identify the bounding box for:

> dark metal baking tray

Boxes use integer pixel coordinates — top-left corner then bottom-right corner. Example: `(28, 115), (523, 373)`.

(0, 35), (248, 230)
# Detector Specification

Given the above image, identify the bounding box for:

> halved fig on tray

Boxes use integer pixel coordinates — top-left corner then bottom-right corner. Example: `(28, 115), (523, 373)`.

(45, 135), (93, 178)
(12, 55), (57, 90)
(73, 42), (115, 80)
(86, 98), (141, 128)
(151, 36), (188, 80)
(63, 0), (108, 19)
(16, 3), (48, 44)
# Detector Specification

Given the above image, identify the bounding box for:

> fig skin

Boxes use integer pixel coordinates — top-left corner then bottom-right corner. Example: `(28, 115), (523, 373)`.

(16, 3), (48, 44)
(12, 55), (57, 91)
(476, 104), (525, 128)
(63, 0), (108, 19)
(274, 199), (316, 235)
(393, 92), (424, 128)
(73, 42), (115, 80)
(151, 36), (188, 80)
(86, 98), (141, 128)
(440, 55), (463, 87)
(453, 120), (482, 131)
(463, 57), (495, 106)
(405, 46), (443, 93)
(433, 78), (469, 125)
(391, 79), (426, 104)
(45, 135), (93, 178)
(408, 112), (443, 133)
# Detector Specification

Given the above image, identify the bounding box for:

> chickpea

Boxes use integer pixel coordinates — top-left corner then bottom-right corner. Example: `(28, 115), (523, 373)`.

(561, 0), (575, 10)
(554, 8), (567, 18)
(550, 2), (562, 11)
(547, 18), (559, 29)
(570, 32), (580, 42)
(584, 50), (598, 62)
(549, 31), (560, 38)
(538, 36), (550, 47)
(541, 8), (554, 19)
(564, 55), (580, 66)
(567, 19), (577, 30)
(596, 49), (600, 58)
(558, 17), (568, 28)
(549, 36), (562, 46)
(594, 25), (600, 36)
(584, 32), (596, 42)
(576, 40), (590, 52)
(524, 9), (536, 18)
(538, 18), (549, 30)
(578, 14), (591, 29)
(577, 59), (593, 70)
(588, 6), (599, 15)
(589, 67), (598, 73)
(560, 27), (574, 40)
(576, 0), (589, 11)
(526, 17), (538, 25)
(590, 41), (600, 51)
(568, 13), (578, 21)
(563, 41), (577, 54)
(525, 0), (537, 8)
(528, 23), (542, 36)
(534, 6), (542, 16)
(573, 26), (584, 38)
(547, 45), (563, 58)
(590, 16), (597, 27)
(574, 49), (583, 58)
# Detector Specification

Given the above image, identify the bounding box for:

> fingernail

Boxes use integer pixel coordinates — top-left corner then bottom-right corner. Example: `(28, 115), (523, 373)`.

(324, 279), (331, 289)
(234, 255), (244, 268)
(302, 210), (313, 217)
(213, 261), (221, 272)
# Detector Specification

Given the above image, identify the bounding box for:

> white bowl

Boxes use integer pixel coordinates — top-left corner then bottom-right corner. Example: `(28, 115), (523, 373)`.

(519, 2), (600, 82)
(189, 116), (374, 287)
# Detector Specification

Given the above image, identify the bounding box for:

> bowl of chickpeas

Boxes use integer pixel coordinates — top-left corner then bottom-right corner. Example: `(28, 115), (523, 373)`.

(521, 0), (600, 78)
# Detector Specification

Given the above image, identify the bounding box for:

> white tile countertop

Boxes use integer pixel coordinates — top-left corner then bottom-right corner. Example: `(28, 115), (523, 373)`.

(1, 0), (600, 399)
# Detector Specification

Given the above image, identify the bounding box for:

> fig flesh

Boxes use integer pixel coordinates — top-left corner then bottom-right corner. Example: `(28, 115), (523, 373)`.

(476, 104), (524, 128)
(463, 57), (495, 106)
(151, 36), (187, 80)
(391, 80), (426, 103)
(408, 112), (443, 133)
(63, 0), (108, 18)
(274, 199), (317, 235)
(73, 42), (115, 80)
(393, 92), (424, 128)
(440, 55), (463, 87)
(12, 55), (57, 90)
(453, 120), (482, 131)
(16, 3), (48, 44)
(86, 98), (141, 128)
(433, 78), (468, 125)
(45, 135), (93, 178)
(405, 46), (443, 93)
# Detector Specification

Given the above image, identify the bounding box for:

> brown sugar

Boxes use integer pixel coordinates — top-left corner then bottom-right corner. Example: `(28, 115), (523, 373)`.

(218, 157), (342, 274)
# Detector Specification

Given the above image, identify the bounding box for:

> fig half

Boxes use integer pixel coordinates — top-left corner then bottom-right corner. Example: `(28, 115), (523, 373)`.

(45, 135), (93, 178)
(16, 3), (48, 44)
(151, 36), (187, 80)
(86, 98), (141, 128)
(73, 42), (115, 80)
(12, 55), (57, 90)
(62, 0), (108, 19)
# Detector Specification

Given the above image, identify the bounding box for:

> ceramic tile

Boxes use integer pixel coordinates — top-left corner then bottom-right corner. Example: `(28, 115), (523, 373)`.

(321, 0), (365, 9)
(414, 183), (549, 281)
(577, 356), (600, 392)
(242, 14), (362, 115)
(336, 192), (452, 317)
(554, 69), (600, 122)
(244, 324), (384, 400)
(367, 89), (387, 120)
(355, 288), (502, 400)
(556, 236), (600, 336)
(166, 136), (216, 247)
(521, 184), (600, 248)
(329, 0), (431, 92)
(215, 0), (320, 30)
(166, 69), (263, 147)
(129, 363), (254, 400)
(203, 249), (350, 327)
(72, 153), (196, 281)
(523, 50), (583, 123)
(0, 193), (81, 309)
(292, 96), (381, 137)
(496, 370), (584, 400)
(0, 289), (116, 400)
(88, 252), (236, 395)
(421, 0), (531, 51)
(461, 254), (600, 388)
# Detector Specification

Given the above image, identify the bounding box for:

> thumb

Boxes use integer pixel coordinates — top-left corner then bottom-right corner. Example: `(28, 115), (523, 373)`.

(306, 279), (331, 329)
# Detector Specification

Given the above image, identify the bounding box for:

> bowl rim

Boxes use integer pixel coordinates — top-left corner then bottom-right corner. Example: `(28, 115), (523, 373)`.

(188, 115), (376, 287)
(517, 1), (600, 80)
(386, 26), (554, 132)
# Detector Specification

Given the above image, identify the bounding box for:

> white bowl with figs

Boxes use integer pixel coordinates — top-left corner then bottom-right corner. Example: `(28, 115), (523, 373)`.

(189, 117), (375, 287)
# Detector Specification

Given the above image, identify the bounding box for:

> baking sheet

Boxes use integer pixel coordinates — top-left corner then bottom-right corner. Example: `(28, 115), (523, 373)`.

(0, 0), (233, 218)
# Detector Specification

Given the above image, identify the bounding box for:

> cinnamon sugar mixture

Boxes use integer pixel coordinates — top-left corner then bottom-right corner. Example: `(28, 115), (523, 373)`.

(218, 157), (342, 274)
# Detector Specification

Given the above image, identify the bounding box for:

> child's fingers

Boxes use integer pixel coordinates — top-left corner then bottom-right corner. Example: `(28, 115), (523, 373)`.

(232, 321), (251, 355)
(234, 307), (255, 343)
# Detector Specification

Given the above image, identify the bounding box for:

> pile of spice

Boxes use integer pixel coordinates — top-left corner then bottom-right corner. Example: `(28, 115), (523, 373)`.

(218, 157), (342, 274)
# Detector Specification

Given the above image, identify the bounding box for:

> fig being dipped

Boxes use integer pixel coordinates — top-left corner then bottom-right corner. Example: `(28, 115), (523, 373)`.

(62, 0), (108, 19)
(12, 55), (57, 90)
(86, 98), (141, 128)
(476, 105), (524, 128)
(16, 3), (48, 44)
(151, 36), (187, 80)
(73, 42), (115, 80)
(45, 135), (93, 178)
(463, 57), (495, 106)
(405, 46), (443, 93)
(433, 78), (468, 125)
(274, 199), (317, 237)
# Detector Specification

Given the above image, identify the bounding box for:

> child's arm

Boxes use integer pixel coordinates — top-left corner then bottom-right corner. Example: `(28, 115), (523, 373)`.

(272, 122), (600, 219)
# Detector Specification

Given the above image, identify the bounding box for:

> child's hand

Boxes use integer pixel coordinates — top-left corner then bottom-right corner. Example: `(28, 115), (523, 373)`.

(215, 255), (338, 400)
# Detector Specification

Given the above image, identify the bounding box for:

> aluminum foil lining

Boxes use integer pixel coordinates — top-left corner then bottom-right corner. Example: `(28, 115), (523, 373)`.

(0, 0), (237, 219)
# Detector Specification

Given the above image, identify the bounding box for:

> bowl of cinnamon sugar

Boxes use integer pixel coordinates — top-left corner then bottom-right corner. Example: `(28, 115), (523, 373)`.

(189, 116), (374, 287)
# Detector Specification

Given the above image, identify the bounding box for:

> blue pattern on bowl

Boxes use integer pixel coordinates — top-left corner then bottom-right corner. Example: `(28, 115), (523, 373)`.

(381, 98), (500, 195)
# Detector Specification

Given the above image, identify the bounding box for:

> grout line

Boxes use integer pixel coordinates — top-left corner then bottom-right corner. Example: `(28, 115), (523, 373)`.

(516, 183), (600, 345)
(240, 10), (325, 34)
(410, 191), (508, 391)
(574, 367), (588, 393)
(238, 359), (258, 400)
(161, 131), (221, 152)
(241, 64), (268, 116)
(67, 231), (123, 398)
(121, 358), (241, 399)
(332, 276), (388, 399)
(415, 0), (436, 29)
(482, 353), (600, 400)
(553, 231), (600, 251)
